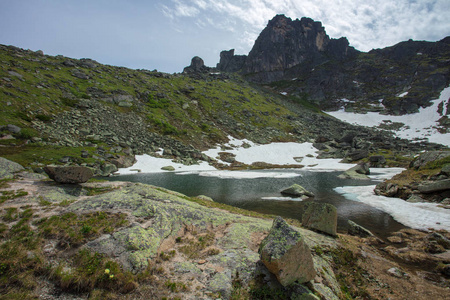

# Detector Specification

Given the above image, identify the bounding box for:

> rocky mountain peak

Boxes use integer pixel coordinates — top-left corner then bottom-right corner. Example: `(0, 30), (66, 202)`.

(217, 14), (357, 83)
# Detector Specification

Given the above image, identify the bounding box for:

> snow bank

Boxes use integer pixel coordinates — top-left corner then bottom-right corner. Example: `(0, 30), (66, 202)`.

(335, 185), (450, 231)
(327, 86), (450, 146)
(183, 170), (302, 179)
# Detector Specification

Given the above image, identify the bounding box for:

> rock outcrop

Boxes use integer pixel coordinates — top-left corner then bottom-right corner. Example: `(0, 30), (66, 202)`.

(0, 157), (24, 179)
(259, 217), (316, 286)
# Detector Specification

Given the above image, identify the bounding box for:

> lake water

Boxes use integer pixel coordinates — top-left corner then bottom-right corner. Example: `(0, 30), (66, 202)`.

(107, 169), (407, 239)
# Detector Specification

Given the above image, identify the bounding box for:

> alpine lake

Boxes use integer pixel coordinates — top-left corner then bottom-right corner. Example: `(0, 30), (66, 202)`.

(106, 169), (407, 240)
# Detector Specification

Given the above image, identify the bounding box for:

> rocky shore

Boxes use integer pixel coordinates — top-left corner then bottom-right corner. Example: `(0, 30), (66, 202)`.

(1, 158), (449, 299)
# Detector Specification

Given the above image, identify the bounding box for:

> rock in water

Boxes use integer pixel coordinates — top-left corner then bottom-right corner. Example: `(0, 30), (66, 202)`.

(301, 202), (337, 237)
(259, 217), (316, 286)
(0, 157), (24, 179)
(338, 163), (370, 180)
(347, 220), (374, 238)
(44, 166), (93, 184)
(281, 184), (314, 198)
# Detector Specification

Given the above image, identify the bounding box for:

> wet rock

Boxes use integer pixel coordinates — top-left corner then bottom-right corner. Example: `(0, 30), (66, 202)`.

(0, 157), (25, 179)
(281, 184), (314, 198)
(347, 220), (374, 238)
(44, 165), (93, 183)
(301, 202), (337, 237)
(259, 217), (316, 286)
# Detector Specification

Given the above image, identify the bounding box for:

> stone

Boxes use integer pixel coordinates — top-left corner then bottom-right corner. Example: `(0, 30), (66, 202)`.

(110, 155), (136, 168)
(369, 155), (387, 167)
(6, 124), (21, 134)
(161, 166), (175, 171)
(301, 202), (337, 237)
(281, 184), (314, 198)
(44, 165), (93, 184)
(0, 157), (25, 179)
(441, 164), (450, 176)
(196, 195), (214, 202)
(347, 220), (374, 238)
(338, 163), (370, 180)
(406, 195), (425, 203)
(100, 163), (118, 176)
(259, 217), (316, 286)
(387, 267), (407, 278)
(418, 179), (450, 193)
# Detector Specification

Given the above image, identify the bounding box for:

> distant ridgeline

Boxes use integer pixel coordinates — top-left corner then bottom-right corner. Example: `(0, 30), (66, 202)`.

(216, 14), (450, 115)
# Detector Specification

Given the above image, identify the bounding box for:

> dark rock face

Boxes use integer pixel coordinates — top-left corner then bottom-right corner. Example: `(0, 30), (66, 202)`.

(216, 49), (246, 72)
(44, 166), (93, 184)
(183, 56), (210, 74)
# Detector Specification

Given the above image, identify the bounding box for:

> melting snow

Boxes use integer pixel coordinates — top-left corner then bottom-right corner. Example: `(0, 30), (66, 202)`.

(335, 185), (450, 231)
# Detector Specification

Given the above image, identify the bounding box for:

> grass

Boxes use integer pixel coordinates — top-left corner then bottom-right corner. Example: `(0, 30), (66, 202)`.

(0, 190), (28, 204)
(0, 204), (133, 298)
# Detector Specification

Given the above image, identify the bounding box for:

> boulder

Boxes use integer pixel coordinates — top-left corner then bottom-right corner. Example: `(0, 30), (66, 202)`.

(418, 179), (450, 193)
(301, 202), (337, 237)
(6, 124), (21, 134)
(0, 157), (25, 179)
(161, 166), (176, 171)
(110, 155), (136, 168)
(259, 217), (316, 286)
(44, 166), (93, 184)
(441, 164), (450, 176)
(281, 184), (314, 198)
(347, 220), (374, 238)
(338, 163), (370, 180)
(100, 163), (118, 176)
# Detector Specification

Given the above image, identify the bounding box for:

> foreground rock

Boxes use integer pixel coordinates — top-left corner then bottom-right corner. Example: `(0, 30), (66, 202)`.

(259, 217), (316, 286)
(0, 157), (24, 179)
(281, 184), (314, 198)
(347, 220), (375, 238)
(302, 202), (337, 237)
(338, 163), (370, 180)
(44, 165), (93, 183)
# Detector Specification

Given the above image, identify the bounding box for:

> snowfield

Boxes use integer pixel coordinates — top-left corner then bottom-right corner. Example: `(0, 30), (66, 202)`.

(327, 86), (450, 146)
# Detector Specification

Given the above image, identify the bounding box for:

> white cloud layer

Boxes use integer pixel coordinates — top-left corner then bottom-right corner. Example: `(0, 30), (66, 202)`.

(163, 0), (450, 52)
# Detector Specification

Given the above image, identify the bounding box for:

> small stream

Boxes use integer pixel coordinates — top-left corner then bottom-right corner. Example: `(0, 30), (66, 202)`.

(106, 169), (407, 240)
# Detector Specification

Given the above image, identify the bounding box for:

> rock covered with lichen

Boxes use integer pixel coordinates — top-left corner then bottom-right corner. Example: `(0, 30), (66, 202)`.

(259, 217), (316, 286)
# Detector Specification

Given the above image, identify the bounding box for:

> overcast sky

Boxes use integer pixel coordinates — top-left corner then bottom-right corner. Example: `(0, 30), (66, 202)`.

(0, 0), (449, 73)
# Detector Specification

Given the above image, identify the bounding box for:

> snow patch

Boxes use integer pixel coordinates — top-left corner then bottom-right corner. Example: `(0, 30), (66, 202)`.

(397, 91), (408, 97)
(190, 171), (302, 179)
(335, 185), (450, 231)
(327, 86), (450, 146)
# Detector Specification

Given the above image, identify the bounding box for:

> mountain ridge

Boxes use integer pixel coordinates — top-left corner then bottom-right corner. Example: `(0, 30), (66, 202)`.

(217, 14), (450, 115)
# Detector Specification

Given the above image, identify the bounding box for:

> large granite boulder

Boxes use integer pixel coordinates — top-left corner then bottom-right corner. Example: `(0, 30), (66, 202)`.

(110, 155), (136, 169)
(259, 217), (316, 286)
(0, 157), (24, 179)
(281, 184), (314, 198)
(44, 165), (93, 184)
(301, 202), (337, 237)
(338, 163), (370, 180)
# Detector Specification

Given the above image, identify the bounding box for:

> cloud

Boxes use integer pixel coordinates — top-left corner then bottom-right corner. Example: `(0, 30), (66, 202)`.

(161, 0), (450, 52)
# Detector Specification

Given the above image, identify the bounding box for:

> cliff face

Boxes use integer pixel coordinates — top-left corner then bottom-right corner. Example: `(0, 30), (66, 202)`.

(217, 15), (450, 114)
(217, 15), (358, 83)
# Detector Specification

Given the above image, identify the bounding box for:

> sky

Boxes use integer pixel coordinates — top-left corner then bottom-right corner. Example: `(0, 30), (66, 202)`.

(0, 0), (449, 73)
